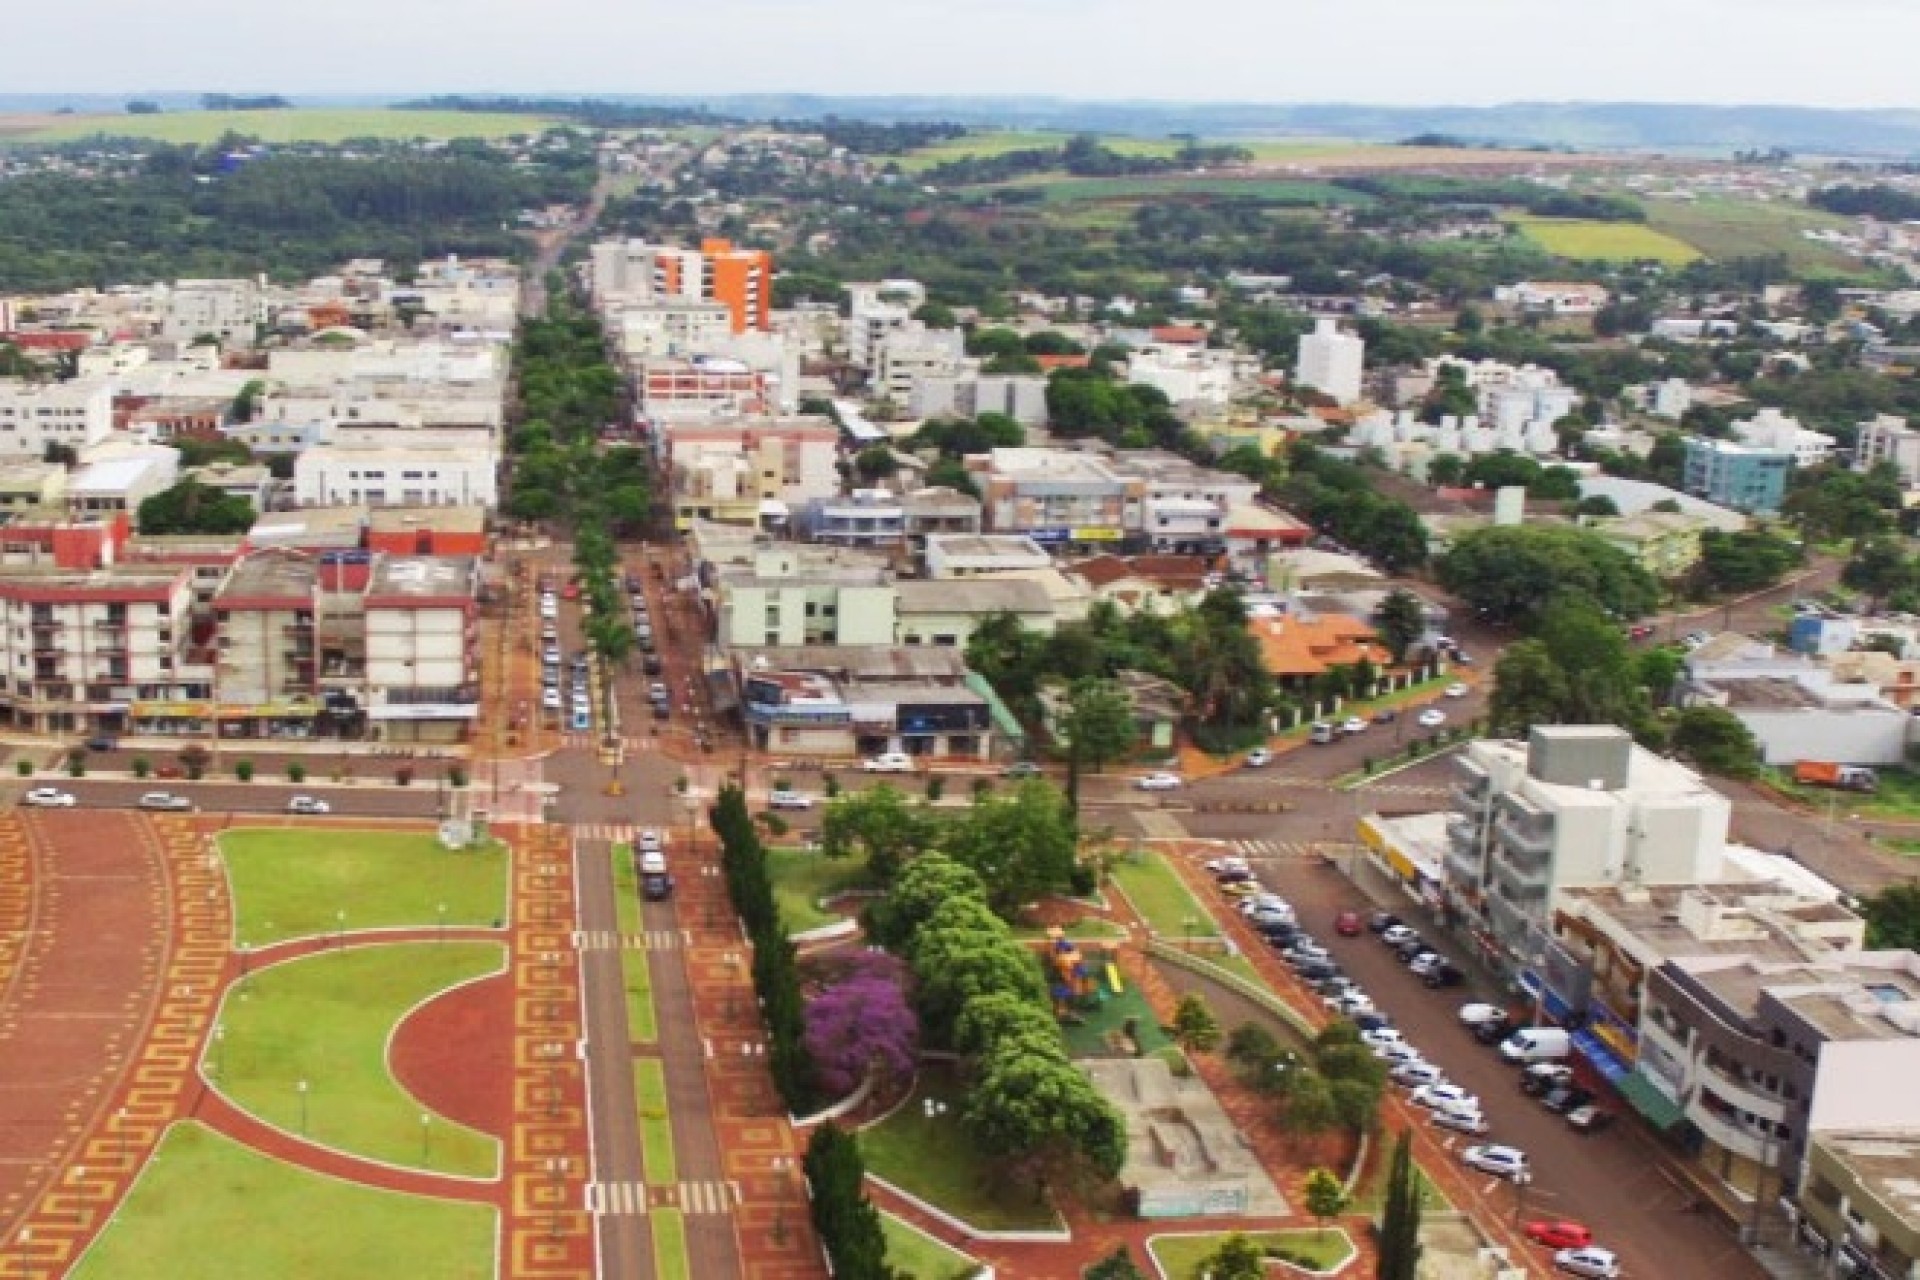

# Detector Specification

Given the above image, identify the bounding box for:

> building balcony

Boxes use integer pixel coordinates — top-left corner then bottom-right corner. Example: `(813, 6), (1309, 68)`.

(1493, 857), (1550, 902)
(1445, 840), (1485, 887)
(1701, 1061), (1786, 1124)
(385, 685), (479, 707)
(1687, 1095), (1774, 1163)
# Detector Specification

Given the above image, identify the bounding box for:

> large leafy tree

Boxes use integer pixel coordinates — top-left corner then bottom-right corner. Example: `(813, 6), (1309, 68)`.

(862, 852), (986, 950)
(1864, 884), (1920, 950)
(137, 478), (256, 535)
(1061, 678), (1138, 774)
(1371, 588), (1428, 664)
(1438, 525), (1658, 629)
(1668, 705), (1761, 777)
(1490, 598), (1647, 735)
(944, 780), (1081, 918)
(819, 784), (938, 884)
(1691, 530), (1802, 595)
(803, 951), (918, 1097)
(964, 1048), (1126, 1185)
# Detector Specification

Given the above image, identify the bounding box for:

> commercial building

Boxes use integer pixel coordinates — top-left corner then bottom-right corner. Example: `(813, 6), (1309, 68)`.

(709, 544), (898, 650)
(908, 373), (1049, 426)
(292, 436), (500, 510)
(70, 448), (180, 521)
(363, 556), (480, 743)
(660, 417), (840, 531)
(1293, 316), (1365, 406)
(971, 448), (1145, 550)
(1681, 635), (1913, 766)
(0, 565), (199, 734)
(0, 377), (114, 457)
(735, 644), (990, 760)
(1799, 1130), (1920, 1280)
(591, 237), (773, 333)
(896, 577), (1055, 649)
(1684, 438), (1794, 515)
(1855, 414), (1920, 490)
(923, 533), (1053, 579)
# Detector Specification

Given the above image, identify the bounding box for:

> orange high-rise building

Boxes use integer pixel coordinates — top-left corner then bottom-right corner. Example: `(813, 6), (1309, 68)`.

(639, 238), (772, 334)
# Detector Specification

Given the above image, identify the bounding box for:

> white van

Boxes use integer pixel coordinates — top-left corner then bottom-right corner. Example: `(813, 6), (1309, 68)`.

(638, 849), (668, 876)
(1497, 1027), (1572, 1064)
(1309, 722), (1336, 745)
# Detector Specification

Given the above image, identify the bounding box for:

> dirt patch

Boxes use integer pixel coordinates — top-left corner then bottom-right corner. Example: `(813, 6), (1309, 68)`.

(390, 969), (513, 1139)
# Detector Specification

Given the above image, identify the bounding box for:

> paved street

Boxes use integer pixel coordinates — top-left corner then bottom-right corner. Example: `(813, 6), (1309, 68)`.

(13, 777), (446, 819)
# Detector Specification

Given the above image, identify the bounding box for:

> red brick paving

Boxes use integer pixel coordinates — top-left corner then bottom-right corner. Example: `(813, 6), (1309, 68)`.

(391, 970), (516, 1141)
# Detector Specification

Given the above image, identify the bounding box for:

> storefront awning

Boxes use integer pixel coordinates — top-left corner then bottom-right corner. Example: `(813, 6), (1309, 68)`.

(1571, 1029), (1631, 1086)
(1618, 1070), (1685, 1131)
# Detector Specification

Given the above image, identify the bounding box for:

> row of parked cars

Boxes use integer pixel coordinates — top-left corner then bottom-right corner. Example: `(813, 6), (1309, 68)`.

(1204, 856), (1624, 1278)
(23, 787), (333, 814)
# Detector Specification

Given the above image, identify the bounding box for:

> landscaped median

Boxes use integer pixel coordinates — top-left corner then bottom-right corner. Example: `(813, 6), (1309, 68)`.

(213, 941), (504, 1178)
(72, 1121), (495, 1280)
(1108, 848), (1219, 940)
(610, 845), (657, 1042)
(1148, 1228), (1356, 1278)
(880, 1211), (987, 1279)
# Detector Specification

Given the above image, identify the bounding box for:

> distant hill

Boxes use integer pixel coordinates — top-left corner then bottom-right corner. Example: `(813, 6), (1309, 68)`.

(6, 94), (1920, 158)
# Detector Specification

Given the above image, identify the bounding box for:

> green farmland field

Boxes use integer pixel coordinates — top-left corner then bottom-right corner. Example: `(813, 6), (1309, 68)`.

(1507, 215), (1700, 264)
(12, 107), (554, 145)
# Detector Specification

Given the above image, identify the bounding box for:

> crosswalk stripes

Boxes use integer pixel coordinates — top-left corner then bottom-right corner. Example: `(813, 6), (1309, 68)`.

(574, 823), (637, 842)
(1228, 838), (1317, 859)
(572, 929), (681, 952)
(584, 1181), (649, 1215)
(673, 1180), (738, 1215)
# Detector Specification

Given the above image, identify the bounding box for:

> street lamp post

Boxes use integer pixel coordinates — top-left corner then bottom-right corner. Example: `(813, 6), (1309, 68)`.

(212, 1025), (226, 1083)
(420, 1113), (432, 1169)
(437, 902), (447, 945)
(335, 909), (346, 949)
(296, 1079), (309, 1138)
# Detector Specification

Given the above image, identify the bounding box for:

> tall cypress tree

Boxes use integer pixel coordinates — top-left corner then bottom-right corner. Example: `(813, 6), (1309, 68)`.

(1377, 1130), (1422, 1280)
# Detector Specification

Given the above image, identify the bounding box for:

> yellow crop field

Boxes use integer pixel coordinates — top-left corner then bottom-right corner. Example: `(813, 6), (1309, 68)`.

(1508, 215), (1701, 264)
(14, 107), (554, 145)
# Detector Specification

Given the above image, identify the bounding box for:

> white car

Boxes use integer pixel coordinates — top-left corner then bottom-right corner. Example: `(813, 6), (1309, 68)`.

(768, 789), (813, 810)
(1418, 709), (1447, 728)
(1324, 990), (1375, 1016)
(1554, 1247), (1621, 1279)
(287, 795), (331, 815)
(637, 829), (664, 853)
(1412, 1083), (1481, 1114)
(1244, 747), (1272, 768)
(1134, 772), (1183, 791)
(1360, 1027), (1405, 1050)
(1340, 716), (1368, 735)
(541, 689), (561, 710)
(1391, 1061), (1447, 1090)
(539, 598), (558, 620)
(22, 787), (75, 808)
(136, 791), (193, 811)
(1459, 1002), (1507, 1028)
(1444, 682), (1469, 698)
(1374, 1041), (1424, 1066)
(863, 752), (915, 773)
(1433, 1105), (1491, 1136)
(1460, 1144), (1530, 1183)
(1381, 924), (1419, 947)
(1207, 855), (1251, 876)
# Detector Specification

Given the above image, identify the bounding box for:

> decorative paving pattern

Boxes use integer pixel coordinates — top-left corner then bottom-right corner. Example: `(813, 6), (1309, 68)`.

(3, 814), (227, 1278)
(502, 824), (594, 1280)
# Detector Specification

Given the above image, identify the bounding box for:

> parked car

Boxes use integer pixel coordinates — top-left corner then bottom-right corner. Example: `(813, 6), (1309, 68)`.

(1553, 1247), (1621, 1279)
(1460, 1144), (1531, 1183)
(1422, 961), (1465, 988)
(863, 753), (915, 773)
(1340, 716), (1368, 735)
(1391, 935), (1432, 961)
(1216, 866), (1257, 885)
(1207, 855), (1251, 877)
(768, 790), (813, 811)
(137, 792), (193, 811)
(1334, 910), (1364, 937)
(1371, 709), (1398, 724)
(286, 796), (331, 815)
(1542, 1085), (1596, 1116)
(22, 788), (75, 807)
(1566, 1104), (1615, 1133)
(1351, 1012), (1393, 1034)
(83, 734), (117, 752)
(1524, 1221), (1594, 1250)
(1381, 924), (1419, 948)
(1294, 960), (1341, 983)
(1432, 1105), (1491, 1135)
(1368, 911), (1403, 934)
(1375, 1042), (1424, 1067)
(1458, 1002), (1508, 1029)
(1360, 1027), (1405, 1051)
(1134, 772), (1183, 791)
(1444, 682), (1470, 698)
(1001, 761), (1043, 779)
(1520, 1063), (1575, 1096)
(1391, 1061), (1447, 1090)
(1244, 747), (1272, 768)
(1408, 951), (1447, 977)
(1325, 990), (1375, 1016)
(1411, 1083), (1481, 1114)
(1418, 709), (1447, 728)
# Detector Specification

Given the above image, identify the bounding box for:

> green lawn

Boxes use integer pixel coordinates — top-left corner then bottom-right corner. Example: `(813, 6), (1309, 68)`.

(1009, 176), (1367, 205)
(1109, 850), (1219, 939)
(20, 107), (554, 145)
(220, 828), (507, 947)
(1506, 215), (1700, 264)
(1011, 917), (1126, 941)
(634, 1059), (677, 1183)
(623, 951), (658, 1044)
(1057, 973), (1173, 1059)
(652, 1207), (690, 1280)
(1643, 196), (1875, 279)
(1149, 1229), (1356, 1278)
(895, 130), (1182, 173)
(859, 1067), (1063, 1232)
(880, 1212), (984, 1280)
(767, 846), (864, 933)
(72, 1121), (493, 1280)
(612, 844), (643, 936)
(217, 942), (503, 1178)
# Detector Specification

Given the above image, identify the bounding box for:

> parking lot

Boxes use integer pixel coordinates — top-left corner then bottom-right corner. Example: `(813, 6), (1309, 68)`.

(1192, 846), (1768, 1280)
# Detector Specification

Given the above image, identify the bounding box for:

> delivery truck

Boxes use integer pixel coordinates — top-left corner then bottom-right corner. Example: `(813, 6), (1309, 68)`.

(1794, 761), (1879, 792)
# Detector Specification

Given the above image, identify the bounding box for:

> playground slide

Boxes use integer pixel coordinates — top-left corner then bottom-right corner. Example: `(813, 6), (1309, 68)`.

(1106, 964), (1124, 994)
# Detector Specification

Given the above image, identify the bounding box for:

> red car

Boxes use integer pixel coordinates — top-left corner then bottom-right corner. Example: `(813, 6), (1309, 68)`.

(1334, 910), (1364, 937)
(1524, 1220), (1593, 1250)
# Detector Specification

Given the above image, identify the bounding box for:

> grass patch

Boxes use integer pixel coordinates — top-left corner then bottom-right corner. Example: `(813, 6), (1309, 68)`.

(1149, 1229), (1356, 1277)
(612, 844), (642, 937)
(19, 107), (554, 145)
(1766, 766), (1920, 820)
(652, 1207), (690, 1280)
(1877, 837), (1920, 857)
(1007, 176), (1367, 205)
(73, 1121), (493, 1280)
(634, 1059), (677, 1183)
(218, 942), (503, 1178)
(895, 130), (1181, 173)
(859, 1066), (1063, 1232)
(220, 828), (506, 947)
(1643, 196), (1875, 278)
(1507, 215), (1700, 264)
(767, 846), (864, 933)
(1109, 850), (1219, 940)
(1057, 972), (1173, 1059)
(880, 1212), (984, 1280)
(1351, 1149), (1451, 1213)
(623, 951), (658, 1044)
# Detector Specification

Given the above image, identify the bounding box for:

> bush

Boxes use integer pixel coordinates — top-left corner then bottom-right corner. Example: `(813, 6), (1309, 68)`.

(823, 773), (840, 798)
(178, 744), (209, 781)
(925, 775), (945, 801)
(286, 761), (306, 783)
(761, 812), (790, 837)
(1069, 864), (1098, 897)
(234, 759), (254, 782)
(14, 759), (30, 777)
(396, 765), (414, 786)
(65, 749), (86, 778)
(973, 777), (992, 800)
(133, 756), (152, 779)
(448, 765), (468, 787)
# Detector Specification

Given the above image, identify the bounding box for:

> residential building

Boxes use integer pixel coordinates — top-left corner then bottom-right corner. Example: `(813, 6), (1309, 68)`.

(363, 556), (480, 743)
(211, 551), (325, 734)
(1854, 414), (1920, 490)
(637, 357), (770, 423)
(804, 489), (907, 549)
(971, 448), (1146, 550)
(908, 373), (1049, 426)
(610, 299), (735, 361)
(158, 278), (263, 348)
(896, 577), (1055, 648)
(1446, 727), (1732, 968)
(184, 463), (273, 513)
(843, 280), (926, 370)
(1293, 316), (1365, 406)
(1684, 438), (1793, 515)
(660, 417), (841, 531)
(0, 462), (68, 514)
(1071, 554), (1210, 617)
(292, 436), (499, 509)
(1799, 1130), (1920, 1279)
(1732, 407), (1836, 468)
(900, 488), (982, 546)
(1250, 611), (1388, 686)
(872, 325), (965, 402)
(0, 564), (198, 734)
(0, 510), (128, 571)
(70, 448), (180, 521)
(1127, 344), (1235, 407)
(1497, 281), (1611, 315)
(735, 644), (989, 759)
(923, 533), (1052, 579)
(1595, 509), (1708, 579)
(0, 377), (114, 457)
(591, 237), (772, 333)
(710, 544), (898, 651)
(1680, 635), (1912, 765)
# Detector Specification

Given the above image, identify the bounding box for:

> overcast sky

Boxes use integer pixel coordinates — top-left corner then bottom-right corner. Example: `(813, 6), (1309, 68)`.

(7, 0), (1912, 108)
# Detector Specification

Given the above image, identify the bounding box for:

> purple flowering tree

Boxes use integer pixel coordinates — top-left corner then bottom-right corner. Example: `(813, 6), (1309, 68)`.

(804, 951), (919, 1099)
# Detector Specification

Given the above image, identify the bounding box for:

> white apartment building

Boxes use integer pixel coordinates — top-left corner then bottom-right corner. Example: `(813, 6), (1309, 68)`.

(0, 565), (198, 734)
(1733, 407), (1836, 468)
(611, 300), (735, 362)
(293, 438), (499, 509)
(923, 533), (1053, 579)
(1127, 345), (1236, 407)
(71, 448), (180, 521)
(0, 378), (114, 457)
(1294, 316), (1366, 405)
(1855, 414), (1920, 489)
(264, 338), (506, 390)
(1447, 726), (1732, 963)
(363, 556), (479, 742)
(712, 545), (898, 650)
(873, 325), (965, 402)
(159, 278), (264, 348)
(909, 373), (1049, 426)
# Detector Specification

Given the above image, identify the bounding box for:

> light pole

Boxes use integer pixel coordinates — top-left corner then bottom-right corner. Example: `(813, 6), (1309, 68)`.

(420, 1113), (432, 1169)
(335, 909), (346, 949)
(296, 1079), (309, 1137)
(212, 1024), (226, 1083)
(437, 902), (447, 945)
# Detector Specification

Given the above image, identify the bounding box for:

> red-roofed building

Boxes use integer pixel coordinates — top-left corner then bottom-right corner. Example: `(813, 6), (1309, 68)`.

(1, 331), (94, 353)
(1034, 354), (1091, 372)
(1150, 324), (1209, 346)
(1251, 613), (1389, 685)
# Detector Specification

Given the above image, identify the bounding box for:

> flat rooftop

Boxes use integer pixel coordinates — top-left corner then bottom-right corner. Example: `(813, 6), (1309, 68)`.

(249, 506), (368, 541)
(1815, 1132), (1920, 1226)
(1562, 883), (1854, 966)
(896, 577), (1052, 615)
(219, 553), (318, 601)
(924, 533), (1049, 560)
(736, 645), (970, 683)
(367, 506), (487, 535)
(368, 556), (474, 599)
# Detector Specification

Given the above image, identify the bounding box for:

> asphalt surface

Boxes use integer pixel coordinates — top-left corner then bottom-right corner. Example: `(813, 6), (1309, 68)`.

(576, 836), (653, 1276)
(9, 777), (446, 819)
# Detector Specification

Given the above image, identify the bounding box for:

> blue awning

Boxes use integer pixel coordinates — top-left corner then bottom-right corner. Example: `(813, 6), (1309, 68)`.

(1571, 1029), (1631, 1085)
